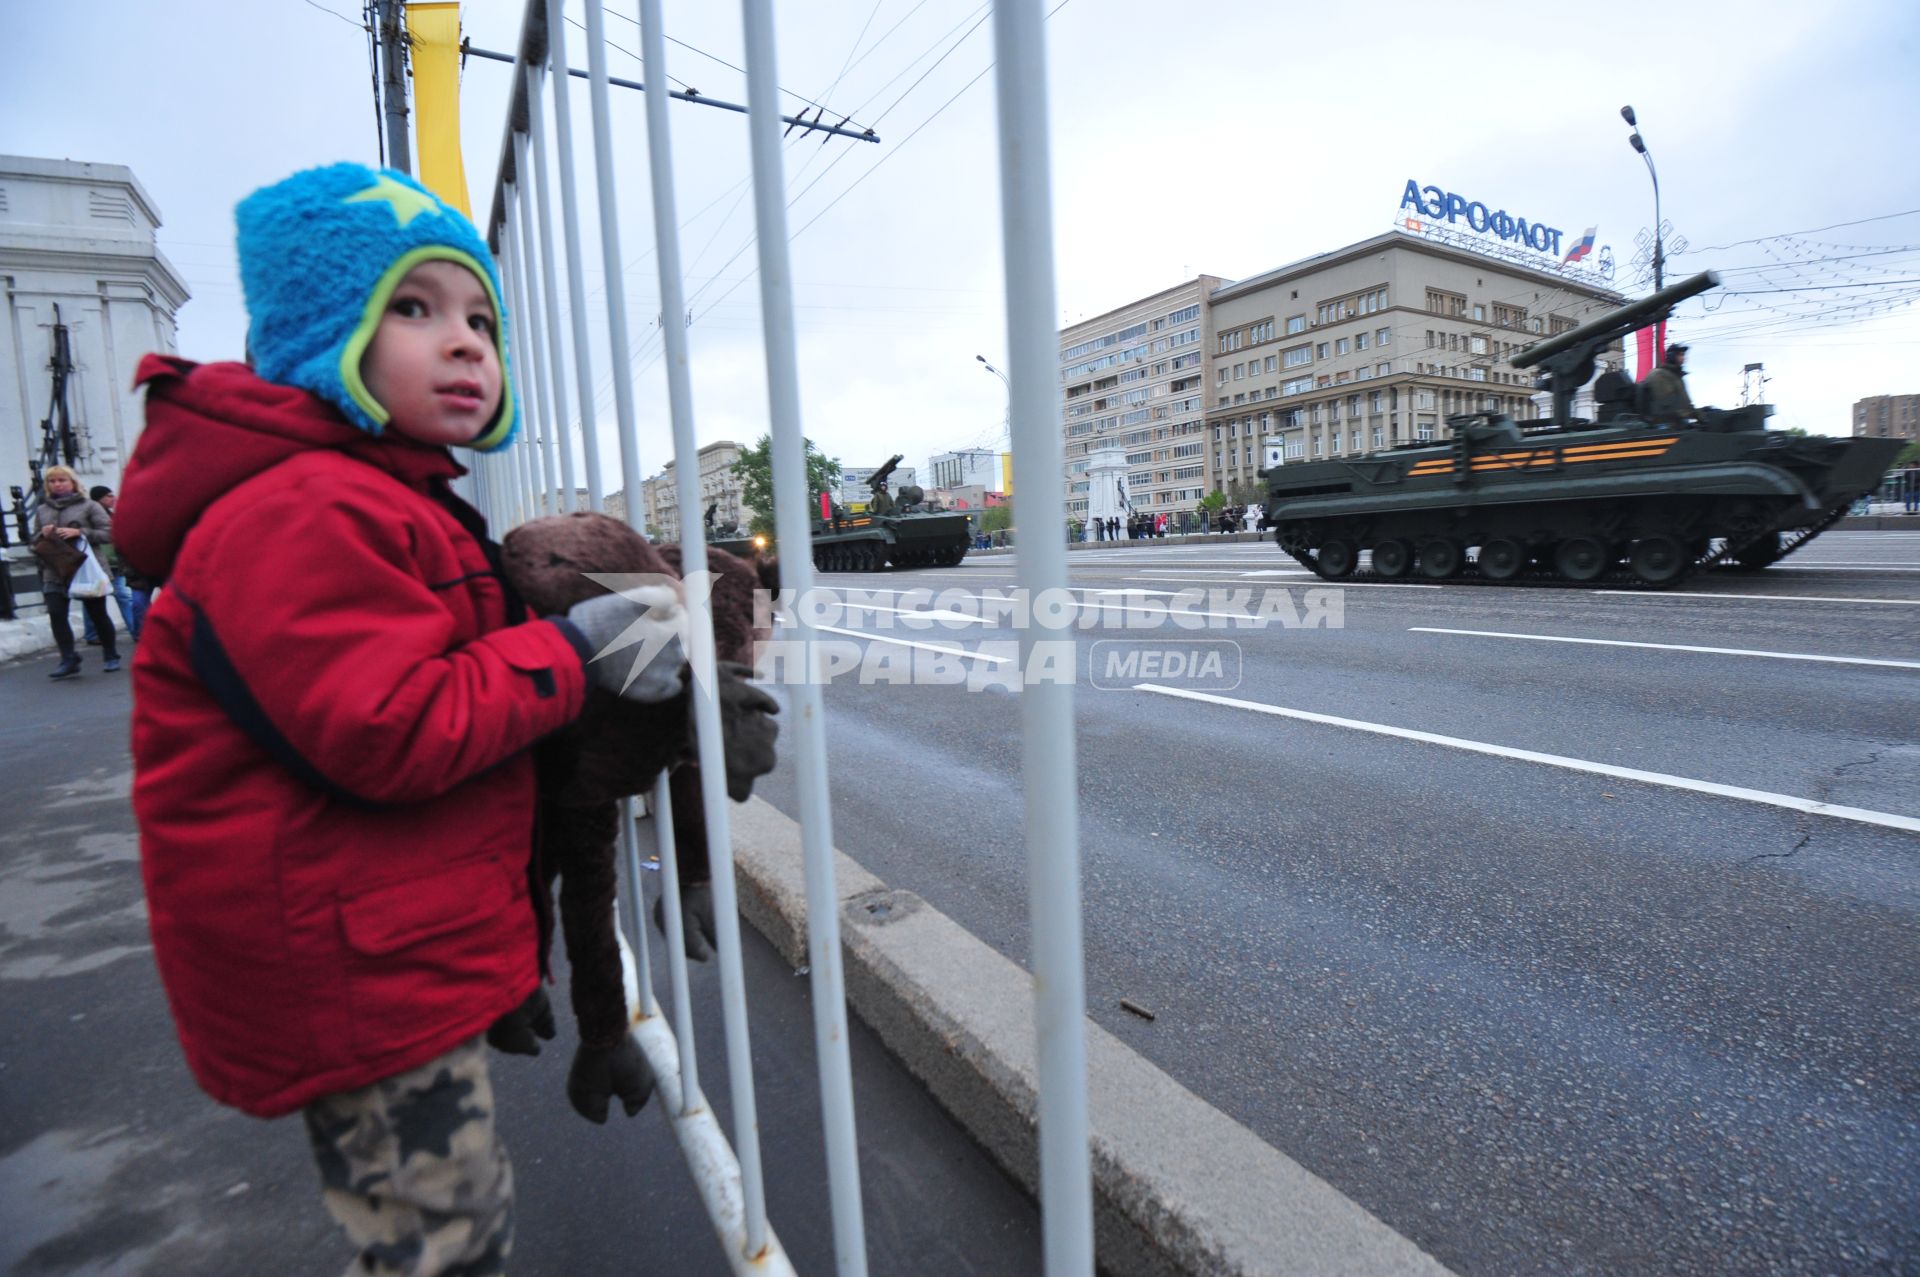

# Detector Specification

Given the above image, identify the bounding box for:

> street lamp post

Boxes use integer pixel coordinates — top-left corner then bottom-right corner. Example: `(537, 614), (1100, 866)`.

(976, 354), (1012, 442)
(1620, 105), (1662, 292)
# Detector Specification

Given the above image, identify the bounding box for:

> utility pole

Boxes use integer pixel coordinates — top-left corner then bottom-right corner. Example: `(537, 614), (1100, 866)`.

(1740, 362), (1768, 407)
(378, 0), (412, 175)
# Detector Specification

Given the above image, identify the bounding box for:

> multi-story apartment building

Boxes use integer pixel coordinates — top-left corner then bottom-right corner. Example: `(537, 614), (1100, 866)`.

(1057, 275), (1225, 523)
(1204, 231), (1626, 498)
(1853, 394), (1920, 443)
(927, 448), (1007, 493)
(642, 439), (753, 540)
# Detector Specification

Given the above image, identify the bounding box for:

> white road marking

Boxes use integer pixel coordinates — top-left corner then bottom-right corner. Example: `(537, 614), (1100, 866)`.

(812, 624), (1012, 663)
(1593, 590), (1920, 605)
(1410, 627), (1920, 670)
(1133, 684), (1920, 835)
(813, 583), (1284, 623)
(837, 601), (992, 626)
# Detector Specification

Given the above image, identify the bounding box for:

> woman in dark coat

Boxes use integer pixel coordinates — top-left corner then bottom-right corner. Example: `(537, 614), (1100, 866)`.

(34, 465), (120, 678)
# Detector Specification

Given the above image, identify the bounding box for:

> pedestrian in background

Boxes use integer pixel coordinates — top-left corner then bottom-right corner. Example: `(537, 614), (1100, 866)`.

(33, 464), (119, 679)
(83, 485), (137, 643)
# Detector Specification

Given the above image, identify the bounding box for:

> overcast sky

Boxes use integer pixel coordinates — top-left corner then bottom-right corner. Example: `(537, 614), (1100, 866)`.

(7, 0), (1919, 489)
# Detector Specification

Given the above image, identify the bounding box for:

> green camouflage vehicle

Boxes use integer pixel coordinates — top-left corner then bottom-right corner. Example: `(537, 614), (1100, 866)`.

(1262, 271), (1904, 587)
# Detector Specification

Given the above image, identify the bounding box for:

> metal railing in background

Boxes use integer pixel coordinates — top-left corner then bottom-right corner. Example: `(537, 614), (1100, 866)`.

(470, 3), (1092, 1273)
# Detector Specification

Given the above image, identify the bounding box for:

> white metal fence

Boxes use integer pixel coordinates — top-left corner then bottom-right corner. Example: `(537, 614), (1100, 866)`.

(465, 3), (1090, 1271)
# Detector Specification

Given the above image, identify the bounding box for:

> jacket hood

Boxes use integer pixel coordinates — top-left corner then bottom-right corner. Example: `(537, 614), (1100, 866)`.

(116, 354), (464, 580)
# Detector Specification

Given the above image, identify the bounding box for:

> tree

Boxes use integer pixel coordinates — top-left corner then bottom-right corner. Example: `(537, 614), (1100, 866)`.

(1895, 440), (1920, 469)
(1226, 478), (1265, 508)
(1197, 490), (1227, 514)
(730, 434), (842, 538)
(979, 504), (1013, 535)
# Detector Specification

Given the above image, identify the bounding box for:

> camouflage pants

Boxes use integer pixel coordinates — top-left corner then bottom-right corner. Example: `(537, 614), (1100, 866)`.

(302, 1035), (513, 1277)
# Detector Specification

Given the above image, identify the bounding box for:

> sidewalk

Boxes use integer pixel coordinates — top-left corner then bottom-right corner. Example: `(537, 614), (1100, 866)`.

(0, 652), (1039, 1275)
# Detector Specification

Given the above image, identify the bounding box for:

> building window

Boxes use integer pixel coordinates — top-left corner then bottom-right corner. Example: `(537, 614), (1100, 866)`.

(1470, 335), (1489, 355)
(1286, 315), (1306, 334)
(1473, 304), (1486, 322)
(1377, 328), (1391, 346)
(1356, 332), (1370, 351)
(1316, 342), (1329, 360)
(1335, 338), (1351, 356)
(1283, 344), (1312, 369)
(1377, 362), (1390, 376)
(1416, 423), (1434, 441)
(1265, 355), (1277, 373)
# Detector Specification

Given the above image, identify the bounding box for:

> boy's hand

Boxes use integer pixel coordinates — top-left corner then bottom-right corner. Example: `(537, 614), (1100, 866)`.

(567, 1036), (654, 1123)
(485, 986), (557, 1056)
(562, 584), (687, 703)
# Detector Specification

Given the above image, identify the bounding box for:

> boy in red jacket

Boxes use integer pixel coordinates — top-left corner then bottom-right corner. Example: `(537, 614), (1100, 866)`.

(115, 163), (687, 1277)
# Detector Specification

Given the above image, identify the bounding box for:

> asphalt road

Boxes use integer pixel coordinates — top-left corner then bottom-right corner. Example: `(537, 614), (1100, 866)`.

(757, 528), (1920, 1276)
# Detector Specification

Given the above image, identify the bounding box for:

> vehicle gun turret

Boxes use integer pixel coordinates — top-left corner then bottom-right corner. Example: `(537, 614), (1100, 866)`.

(1512, 270), (1717, 425)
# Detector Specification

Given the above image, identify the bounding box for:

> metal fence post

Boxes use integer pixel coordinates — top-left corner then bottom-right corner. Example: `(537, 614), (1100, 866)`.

(546, 0), (607, 512)
(991, 2), (1094, 1272)
(633, 0), (771, 1257)
(739, 3), (868, 1273)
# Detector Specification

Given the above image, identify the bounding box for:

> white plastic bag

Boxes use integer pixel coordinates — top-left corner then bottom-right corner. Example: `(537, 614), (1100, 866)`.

(68, 538), (112, 599)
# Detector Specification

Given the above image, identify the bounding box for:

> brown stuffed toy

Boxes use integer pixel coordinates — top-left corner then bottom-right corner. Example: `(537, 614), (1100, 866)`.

(494, 511), (779, 1122)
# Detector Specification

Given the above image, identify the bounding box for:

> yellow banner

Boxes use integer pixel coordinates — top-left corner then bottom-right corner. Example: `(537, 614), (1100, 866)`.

(405, 2), (470, 218)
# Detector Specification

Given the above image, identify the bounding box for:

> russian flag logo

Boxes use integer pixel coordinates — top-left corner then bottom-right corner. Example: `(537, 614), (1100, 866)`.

(1563, 226), (1598, 265)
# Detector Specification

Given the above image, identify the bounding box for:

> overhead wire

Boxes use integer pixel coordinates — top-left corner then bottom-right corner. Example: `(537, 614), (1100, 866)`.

(579, 0), (1018, 420)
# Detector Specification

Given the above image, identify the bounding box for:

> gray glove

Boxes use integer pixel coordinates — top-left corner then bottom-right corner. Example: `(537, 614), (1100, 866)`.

(564, 584), (686, 703)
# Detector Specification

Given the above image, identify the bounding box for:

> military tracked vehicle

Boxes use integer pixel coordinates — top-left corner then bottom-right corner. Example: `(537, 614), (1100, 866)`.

(809, 454), (972, 571)
(1261, 271), (1905, 587)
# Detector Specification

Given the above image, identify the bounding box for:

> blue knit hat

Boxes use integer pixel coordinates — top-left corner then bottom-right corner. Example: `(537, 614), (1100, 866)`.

(235, 163), (517, 451)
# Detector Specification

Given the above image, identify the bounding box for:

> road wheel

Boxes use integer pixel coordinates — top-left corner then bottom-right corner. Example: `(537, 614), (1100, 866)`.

(1417, 538), (1463, 579)
(1554, 536), (1609, 582)
(1314, 538), (1357, 579)
(1371, 539), (1412, 579)
(1729, 531), (1782, 572)
(1629, 534), (1687, 585)
(1477, 538), (1524, 581)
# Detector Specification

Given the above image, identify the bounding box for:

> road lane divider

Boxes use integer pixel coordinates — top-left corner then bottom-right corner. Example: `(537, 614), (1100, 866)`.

(1592, 590), (1920, 605)
(1133, 684), (1920, 835)
(1409, 627), (1920, 671)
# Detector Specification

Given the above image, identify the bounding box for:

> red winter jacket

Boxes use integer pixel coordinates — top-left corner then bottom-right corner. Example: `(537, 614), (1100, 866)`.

(117, 356), (588, 1118)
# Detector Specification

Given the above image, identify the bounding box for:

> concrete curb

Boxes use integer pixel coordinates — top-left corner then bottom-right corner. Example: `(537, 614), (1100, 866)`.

(729, 798), (1453, 1277)
(0, 615), (58, 664)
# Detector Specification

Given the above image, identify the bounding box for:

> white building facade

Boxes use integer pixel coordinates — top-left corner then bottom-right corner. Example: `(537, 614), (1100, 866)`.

(1, 156), (189, 502)
(926, 448), (1005, 492)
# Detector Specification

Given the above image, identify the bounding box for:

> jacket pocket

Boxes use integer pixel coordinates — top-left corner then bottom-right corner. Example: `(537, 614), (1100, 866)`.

(338, 856), (527, 1061)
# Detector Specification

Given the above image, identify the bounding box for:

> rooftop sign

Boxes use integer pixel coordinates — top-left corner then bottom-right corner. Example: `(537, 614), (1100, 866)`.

(1395, 179), (1614, 283)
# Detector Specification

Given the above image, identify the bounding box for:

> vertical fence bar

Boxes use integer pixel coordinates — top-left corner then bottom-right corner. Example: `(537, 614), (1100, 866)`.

(991, 1), (1093, 1273)
(618, 794), (656, 1017)
(498, 206), (528, 526)
(738, 4), (867, 1274)
(512, 129), (560, 515)
(651, 770), (702, 1108)
(525, 60), (579, 514)
(581, 0), (645, 525)
(633, 0), (770, 1258)
(505, 175), (546, 517)
(546, 0), (606, 512)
